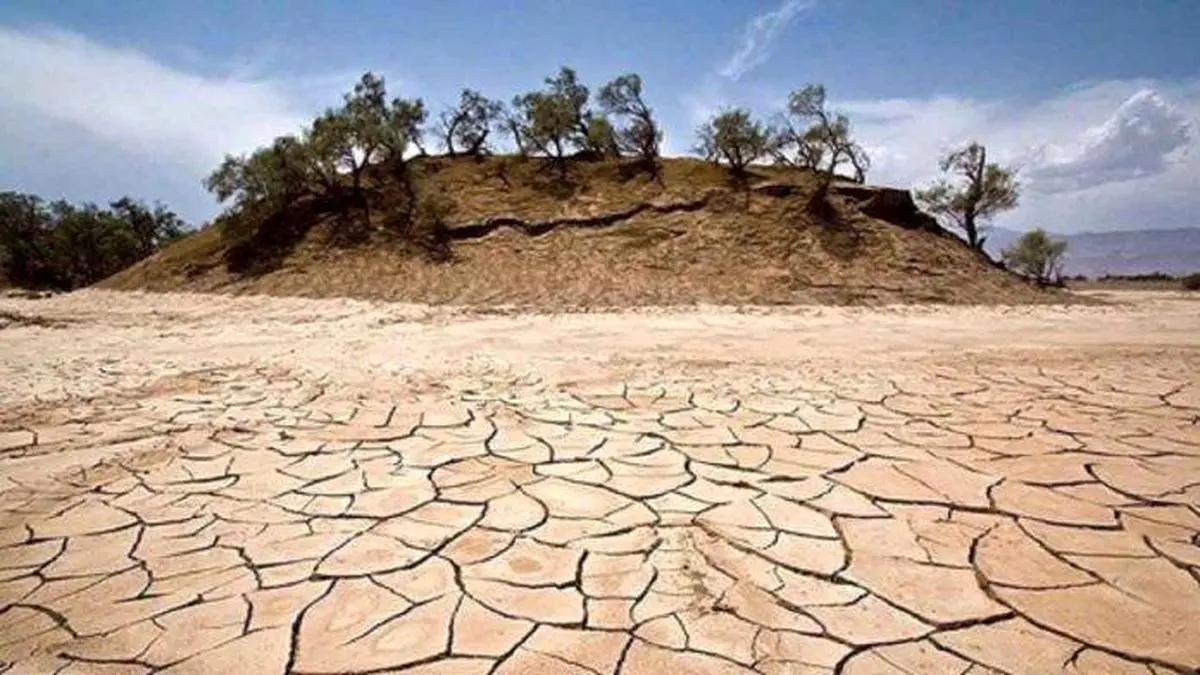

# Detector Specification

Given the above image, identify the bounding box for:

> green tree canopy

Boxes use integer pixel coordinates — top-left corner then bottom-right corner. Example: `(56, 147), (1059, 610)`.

(1002, 228), (1067, 284)
(506, 66), (618, 161)
(694, 108), (771, 175)
(204, 71), (426, 219)
(1, 192), (186, 290)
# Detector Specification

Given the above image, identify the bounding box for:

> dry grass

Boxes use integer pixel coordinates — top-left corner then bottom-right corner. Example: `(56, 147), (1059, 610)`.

(102, 156), (1066, 307)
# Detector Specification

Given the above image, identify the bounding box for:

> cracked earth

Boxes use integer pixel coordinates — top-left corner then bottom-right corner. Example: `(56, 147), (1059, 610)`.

(0, 290), (1198, 675)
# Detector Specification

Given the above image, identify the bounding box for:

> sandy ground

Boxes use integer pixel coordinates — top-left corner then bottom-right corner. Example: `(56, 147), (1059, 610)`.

(0, 290), (1198, 674)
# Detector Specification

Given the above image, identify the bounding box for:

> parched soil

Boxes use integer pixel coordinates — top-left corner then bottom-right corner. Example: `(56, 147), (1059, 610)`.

(0, 289), (1197, 674)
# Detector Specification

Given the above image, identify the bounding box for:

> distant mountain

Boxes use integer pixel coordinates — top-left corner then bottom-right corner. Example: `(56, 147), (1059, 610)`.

(984, 227), (1200, 277)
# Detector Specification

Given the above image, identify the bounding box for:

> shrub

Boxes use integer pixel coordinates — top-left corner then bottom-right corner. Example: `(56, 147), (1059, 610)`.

(410, 184), (457, 261)
(1101, 272), (1175, 282)
(1182, 273), (1200, 291)
(1002, 228), (1067, 285)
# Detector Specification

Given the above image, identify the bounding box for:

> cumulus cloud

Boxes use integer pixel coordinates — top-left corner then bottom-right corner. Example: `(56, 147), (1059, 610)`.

(1023, 90), (1193, 193)
(718, 0), (814, 82)
(2, 21), (1195, 235)
(837, 96), (1001, 184)
(834, 81), (1200, 232)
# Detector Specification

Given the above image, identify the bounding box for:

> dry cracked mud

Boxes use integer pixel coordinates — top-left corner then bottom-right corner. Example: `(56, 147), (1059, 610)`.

(0, 289), (1197, 674)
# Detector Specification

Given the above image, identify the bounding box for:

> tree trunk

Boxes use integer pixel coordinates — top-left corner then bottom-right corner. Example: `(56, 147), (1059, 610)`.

(806, 173), (836, 219)
(965, 145), (985, 249)
(466, 130), (489, 156)
(964, 211), (979, 249)
(359, 193), (372, 233)
(849, 154), (866, 183)
(729, 147), (745, 175)
(507, 121), (526, 156)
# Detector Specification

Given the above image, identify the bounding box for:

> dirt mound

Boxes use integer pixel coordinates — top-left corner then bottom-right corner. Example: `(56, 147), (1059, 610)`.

(101, 157), (1062, 306)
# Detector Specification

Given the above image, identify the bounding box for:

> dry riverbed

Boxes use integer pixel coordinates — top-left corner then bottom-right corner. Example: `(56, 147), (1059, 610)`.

(0, 289), (1197, 674)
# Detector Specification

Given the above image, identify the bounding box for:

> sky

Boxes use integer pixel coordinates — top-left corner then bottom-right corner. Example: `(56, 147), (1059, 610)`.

(1, 0), (1198, 233)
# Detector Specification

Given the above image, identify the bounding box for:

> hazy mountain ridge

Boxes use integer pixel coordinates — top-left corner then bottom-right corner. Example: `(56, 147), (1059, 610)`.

(986, 227), (1200, 277)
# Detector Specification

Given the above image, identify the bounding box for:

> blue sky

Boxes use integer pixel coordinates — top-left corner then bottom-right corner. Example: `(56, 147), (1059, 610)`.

(1, 0), (1198, 233)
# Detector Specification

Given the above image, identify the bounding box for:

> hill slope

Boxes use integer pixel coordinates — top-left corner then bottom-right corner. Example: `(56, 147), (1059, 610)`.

(102, 157), (1060, 306)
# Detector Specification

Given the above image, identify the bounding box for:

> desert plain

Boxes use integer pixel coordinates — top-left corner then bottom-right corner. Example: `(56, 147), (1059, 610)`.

(0, 289), (1197, 674)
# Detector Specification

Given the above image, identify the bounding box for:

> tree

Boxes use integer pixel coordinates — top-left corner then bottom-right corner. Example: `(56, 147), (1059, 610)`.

(436, 89), (503, 156)
(329, 72), (428, 176)
(204, 71), (427, 225)
(771, 85), (870, 213)
(767, 128), (824, 172)
(694, 108), (770, 175)
(501, 105), (529, 156)
(914, 142), (1019, 250)
(543, 66), (603, 155)
(1, 191), (187, 290)
(507, 66), (615, 161)
(336, 72), (388, 190)
(583, 113), (621, 158)
(339, 72), (428, 165)
(1002, 228), (1067, 284)
(204, 134), (316, 212)
(51, 201), (125, 287)
(293, 72), (423, 211)
(380, 96), (428, 165)
(597, 74), (662, 163)
(510, 90), (577, 161)
(0, 192), (52, 286)
(109, 197), (185, 258)
(307, 110), (368, 198)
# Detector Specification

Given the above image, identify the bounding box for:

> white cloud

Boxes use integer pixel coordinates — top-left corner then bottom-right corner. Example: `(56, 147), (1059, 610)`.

(1023, 90), (1193, 193)
(0, 24), (372, 222)
(2, 22), (1195, 237)
(0, 26), (331, 170)
(677, 0), (815, 145)
(833, 81), (1200, 233)
(718, 0), (815, 82)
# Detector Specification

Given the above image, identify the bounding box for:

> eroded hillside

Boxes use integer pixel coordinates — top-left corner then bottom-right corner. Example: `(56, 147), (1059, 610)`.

(102, 157), (1059, 306)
